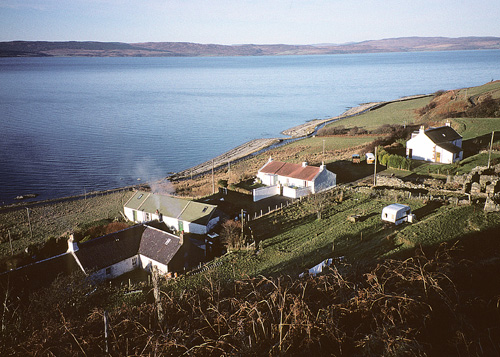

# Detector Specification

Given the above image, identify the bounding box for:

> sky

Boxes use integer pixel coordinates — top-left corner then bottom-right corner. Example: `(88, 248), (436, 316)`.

(1, 0), (499, 45)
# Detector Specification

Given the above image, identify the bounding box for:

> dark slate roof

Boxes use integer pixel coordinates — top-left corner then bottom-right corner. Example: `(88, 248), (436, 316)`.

(138, 226), (181, 264)
(437, 142), (463, 154)
(0, 253), (82, 291)
(259, 161), (321, 181)
(75, 225), (145, 272)
(425, 126), (462, 144)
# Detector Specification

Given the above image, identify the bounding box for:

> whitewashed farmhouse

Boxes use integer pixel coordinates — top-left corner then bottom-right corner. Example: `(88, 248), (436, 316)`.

(0, 223), (185, 286)
(254, 158), (336, 201)
(406, 123), (463, 164)
(124, 191), (219, 235)
(67, 224), (183, 280)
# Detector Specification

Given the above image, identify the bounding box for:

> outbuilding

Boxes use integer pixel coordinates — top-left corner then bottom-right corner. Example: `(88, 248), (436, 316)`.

(381, 203), (414, 225)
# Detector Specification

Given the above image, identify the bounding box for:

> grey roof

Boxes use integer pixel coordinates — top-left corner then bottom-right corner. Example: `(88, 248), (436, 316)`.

(437, 142), (462, 154)
(138, 226), (181, 264)
(125, 191), (218, 226)
(74, 224), (182, 273)
(425, 126), (462, 144)
(75, 225), (144, 272)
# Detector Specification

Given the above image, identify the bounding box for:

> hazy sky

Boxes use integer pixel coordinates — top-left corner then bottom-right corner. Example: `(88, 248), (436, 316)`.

(1, 0), (499, 44)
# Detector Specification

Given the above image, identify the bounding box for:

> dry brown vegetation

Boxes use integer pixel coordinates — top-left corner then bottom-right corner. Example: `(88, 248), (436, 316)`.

(2, 238), (500, 356)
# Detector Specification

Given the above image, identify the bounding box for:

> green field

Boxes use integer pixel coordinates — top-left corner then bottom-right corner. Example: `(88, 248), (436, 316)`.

(325, 96), (432, 130)
(287, 135), (379, 154)
(175, 189), (500, 288)
(0, 191), (133, 260)
(453, 117), (500, 140)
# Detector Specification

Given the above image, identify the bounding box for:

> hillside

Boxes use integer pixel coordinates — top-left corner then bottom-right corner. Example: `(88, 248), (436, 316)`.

(1, 36), (500, 57)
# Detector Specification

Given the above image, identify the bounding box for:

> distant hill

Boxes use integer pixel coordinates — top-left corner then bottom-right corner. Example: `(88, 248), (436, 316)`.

(1, 37), (500, 57)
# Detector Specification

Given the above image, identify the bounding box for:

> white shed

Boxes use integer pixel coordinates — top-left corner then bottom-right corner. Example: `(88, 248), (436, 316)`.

(381, 203), (414, 225)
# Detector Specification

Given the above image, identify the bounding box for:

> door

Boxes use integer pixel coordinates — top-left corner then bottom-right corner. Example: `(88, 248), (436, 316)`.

(436, 152), (441, 163)
(132, 210), (137, 222)
(178, 220), (184, 233)
(408, 148), (413, 159)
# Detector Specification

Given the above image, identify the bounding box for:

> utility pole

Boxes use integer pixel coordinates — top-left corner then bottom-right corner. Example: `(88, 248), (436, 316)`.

(26, 208), (33, 240)
(373, 146), (378, 186)
(212, 159), (215, 194)
(488, 131), (495, 168)
(8, 230), (13, 256)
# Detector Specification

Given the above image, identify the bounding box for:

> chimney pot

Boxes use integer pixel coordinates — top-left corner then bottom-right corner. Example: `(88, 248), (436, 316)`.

(302, 161), (308, 167)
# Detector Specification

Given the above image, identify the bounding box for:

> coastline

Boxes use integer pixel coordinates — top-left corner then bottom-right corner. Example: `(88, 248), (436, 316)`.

(171, 94), (430, 181)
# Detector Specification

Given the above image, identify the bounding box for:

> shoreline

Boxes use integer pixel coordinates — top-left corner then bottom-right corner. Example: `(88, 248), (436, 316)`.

(171, 94), (430, 181)
(1, 94), (430, 208)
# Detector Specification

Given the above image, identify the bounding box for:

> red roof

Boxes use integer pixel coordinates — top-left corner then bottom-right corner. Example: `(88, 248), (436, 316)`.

(259, 161), (320, 181)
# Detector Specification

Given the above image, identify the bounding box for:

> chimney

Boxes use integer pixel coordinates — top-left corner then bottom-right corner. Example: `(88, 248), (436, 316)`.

(445, 120), (451, 127)
(320, 162), (325, 172)
(302, 161), (308, 167)
(419, 125), (425, 134)
(179, 231), (184, 246)
(67, 233), (79, 253)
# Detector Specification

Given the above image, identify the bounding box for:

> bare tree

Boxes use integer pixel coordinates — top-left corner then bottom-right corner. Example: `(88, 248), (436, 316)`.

(220, 219), (243, 250)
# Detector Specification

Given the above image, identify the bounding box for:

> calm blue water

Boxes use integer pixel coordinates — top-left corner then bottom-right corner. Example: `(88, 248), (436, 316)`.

(1, 50), (500, 205)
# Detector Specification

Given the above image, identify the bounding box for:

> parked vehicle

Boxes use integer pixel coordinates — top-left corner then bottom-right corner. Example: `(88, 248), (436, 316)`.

(381, 203), (415, 225)
(352, 154), (361, 164)
(366, 153), (375, 164)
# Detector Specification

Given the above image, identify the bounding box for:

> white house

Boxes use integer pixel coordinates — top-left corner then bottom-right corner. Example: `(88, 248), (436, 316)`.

(68, 224), (183, 280)
(124, 191), (220, 235)
(381, 204), (415, 225)
(406, 122), (463, 164)
(254, 158), (336, 200)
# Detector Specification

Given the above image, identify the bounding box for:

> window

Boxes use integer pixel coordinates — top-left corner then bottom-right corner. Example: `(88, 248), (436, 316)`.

(132, 257), (138, 267)
(144, 212), (151, 221)
(138, 194), (143, 199)
(106, 267), (111, 275)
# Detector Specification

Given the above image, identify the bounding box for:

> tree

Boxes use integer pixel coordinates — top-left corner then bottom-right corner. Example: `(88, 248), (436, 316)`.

(220, 219), (243, 250)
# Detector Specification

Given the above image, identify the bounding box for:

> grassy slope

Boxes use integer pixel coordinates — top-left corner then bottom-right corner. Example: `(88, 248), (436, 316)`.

(0, 191), (133, 258)
(178, 189), (500, 289)
(324, 96), (432, 130)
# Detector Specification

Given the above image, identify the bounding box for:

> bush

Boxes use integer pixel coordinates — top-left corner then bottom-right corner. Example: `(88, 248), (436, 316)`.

(218, 179), (228, 188)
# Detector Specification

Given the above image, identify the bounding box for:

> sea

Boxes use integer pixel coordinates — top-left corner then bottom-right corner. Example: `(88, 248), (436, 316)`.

(1, 50), (500, 205)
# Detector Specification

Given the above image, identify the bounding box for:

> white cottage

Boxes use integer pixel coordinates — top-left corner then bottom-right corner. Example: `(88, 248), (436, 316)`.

(66, 224), (183, 281)
(124, 191), (219, 235)
(254, 159), (336, 200)
(406, 123), (463, 164)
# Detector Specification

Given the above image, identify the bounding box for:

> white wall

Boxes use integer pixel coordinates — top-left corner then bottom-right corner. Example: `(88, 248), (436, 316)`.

(257, 172), (276, 186)
(312, 169), (336, 193)
(139, 255), (170, 275)
(91, 255), (139, 281)
(253, 185), (281, 202)
(283, 185), (311, 198)
(406, 134), (436, 162)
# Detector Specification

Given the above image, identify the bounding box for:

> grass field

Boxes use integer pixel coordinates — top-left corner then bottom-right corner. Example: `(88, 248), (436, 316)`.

(287, 135), (379, 154)
(173, 189), (500, 289)
(411, 152), (500, 176)
(452, 117), (500, 140)
(323, 96), (432, 130)
(0, 190), (133, 261)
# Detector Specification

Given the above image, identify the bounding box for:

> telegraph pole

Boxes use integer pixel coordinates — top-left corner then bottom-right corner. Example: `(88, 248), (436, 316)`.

(212, 159), (215, 194)
(488, 131), (495, 168)
(373, 146), (378, 186)
(26, 208), (33, 240)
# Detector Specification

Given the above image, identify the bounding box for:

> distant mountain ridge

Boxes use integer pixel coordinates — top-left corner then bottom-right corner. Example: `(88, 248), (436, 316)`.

(1, 37), (499, 57)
